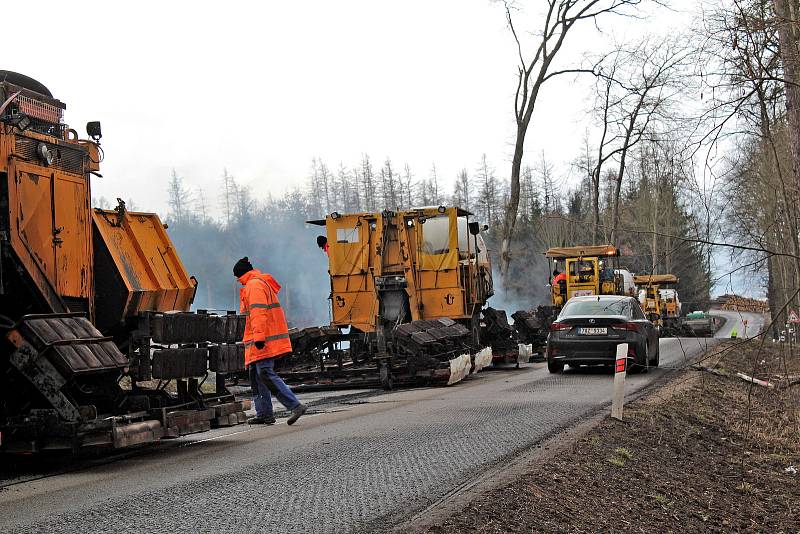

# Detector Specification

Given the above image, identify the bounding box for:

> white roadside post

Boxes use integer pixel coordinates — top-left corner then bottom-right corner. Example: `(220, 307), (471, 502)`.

(611, 343), (628, 421)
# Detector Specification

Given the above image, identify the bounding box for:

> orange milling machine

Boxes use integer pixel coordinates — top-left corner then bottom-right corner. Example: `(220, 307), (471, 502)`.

(0, 71), (248, 453)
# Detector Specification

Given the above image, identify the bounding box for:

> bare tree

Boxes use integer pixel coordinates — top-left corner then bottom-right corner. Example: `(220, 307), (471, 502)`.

(452, 168), (472, 211)
(221, 168), (238, 227)
(475, 153), (499, 225)
(167, 168), (192, 223)
(361, 154), (376, 211)
(497, 0), (646, 279)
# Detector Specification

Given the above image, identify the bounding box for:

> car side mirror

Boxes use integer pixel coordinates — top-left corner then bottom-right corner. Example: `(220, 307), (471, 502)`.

(468, 221), (480, 235)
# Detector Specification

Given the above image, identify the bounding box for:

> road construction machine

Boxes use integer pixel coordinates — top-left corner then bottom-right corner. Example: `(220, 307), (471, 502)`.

(0, 71), (248, 453)
(634, 274), (680, 334)
(512, 245), (627, 351)
(278, 207), (501, 389)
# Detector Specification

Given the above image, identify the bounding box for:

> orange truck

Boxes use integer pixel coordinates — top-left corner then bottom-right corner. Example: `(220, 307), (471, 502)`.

(0, 71), (247, 452)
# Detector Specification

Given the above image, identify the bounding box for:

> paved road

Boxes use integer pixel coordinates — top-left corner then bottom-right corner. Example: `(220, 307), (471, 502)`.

(712, 309), (765, 339)
(0, 312), (763, 534)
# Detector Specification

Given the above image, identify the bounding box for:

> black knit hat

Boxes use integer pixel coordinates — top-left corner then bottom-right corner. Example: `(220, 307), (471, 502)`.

(316, 235), (328, 248)
(233, 256), (253, 278)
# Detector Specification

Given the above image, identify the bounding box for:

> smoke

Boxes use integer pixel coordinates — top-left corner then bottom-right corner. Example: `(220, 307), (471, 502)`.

(167, 216), (331, 328)
(486, 267), (551, 321)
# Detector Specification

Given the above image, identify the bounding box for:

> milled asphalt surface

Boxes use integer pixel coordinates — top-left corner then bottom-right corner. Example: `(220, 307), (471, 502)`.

(0, 311), (763, 534)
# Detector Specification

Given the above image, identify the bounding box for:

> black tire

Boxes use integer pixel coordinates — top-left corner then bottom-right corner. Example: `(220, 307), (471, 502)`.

(649, 339), (660, 368)
(628, 341), (649, 374)
(548, 359), (564, 374)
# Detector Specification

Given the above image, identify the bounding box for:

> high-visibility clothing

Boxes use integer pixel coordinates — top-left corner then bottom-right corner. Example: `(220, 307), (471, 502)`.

(553, 272), (567, 284)
(238, 269), (292, 366)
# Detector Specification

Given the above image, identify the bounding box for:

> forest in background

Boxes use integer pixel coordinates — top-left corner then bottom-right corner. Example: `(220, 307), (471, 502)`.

(95, 138), (712, 329)
(94, 0), (800, 330)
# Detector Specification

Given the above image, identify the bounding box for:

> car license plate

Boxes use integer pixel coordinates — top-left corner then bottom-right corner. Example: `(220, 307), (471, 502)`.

(579, 327), (607, 335)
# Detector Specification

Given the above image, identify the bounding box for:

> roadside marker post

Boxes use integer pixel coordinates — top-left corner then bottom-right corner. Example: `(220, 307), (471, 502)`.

(611, 343), (628, 421)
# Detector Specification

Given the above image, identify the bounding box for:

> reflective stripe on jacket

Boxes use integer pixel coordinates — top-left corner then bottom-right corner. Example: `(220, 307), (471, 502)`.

(238, 269), (292, 365)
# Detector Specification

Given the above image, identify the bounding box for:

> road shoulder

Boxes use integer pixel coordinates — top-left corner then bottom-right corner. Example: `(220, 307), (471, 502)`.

(404, 339), (799, 533)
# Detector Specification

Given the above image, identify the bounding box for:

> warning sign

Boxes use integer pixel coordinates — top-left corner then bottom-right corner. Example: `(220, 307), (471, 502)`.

(788, 309), (800, 324)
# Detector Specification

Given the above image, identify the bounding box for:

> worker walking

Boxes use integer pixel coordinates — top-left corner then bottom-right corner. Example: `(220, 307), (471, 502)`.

(234, 257), (307, 426)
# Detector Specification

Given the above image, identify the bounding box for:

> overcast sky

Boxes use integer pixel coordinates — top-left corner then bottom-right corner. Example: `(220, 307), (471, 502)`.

(7, 0), (695, 216)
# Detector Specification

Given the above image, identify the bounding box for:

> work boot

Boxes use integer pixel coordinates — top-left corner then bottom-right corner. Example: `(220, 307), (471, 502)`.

(248, 415), (276, 425)
(286, 404), (307, 426)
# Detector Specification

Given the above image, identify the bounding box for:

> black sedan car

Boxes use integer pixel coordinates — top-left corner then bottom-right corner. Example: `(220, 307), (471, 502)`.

(546, 295), (660, 373)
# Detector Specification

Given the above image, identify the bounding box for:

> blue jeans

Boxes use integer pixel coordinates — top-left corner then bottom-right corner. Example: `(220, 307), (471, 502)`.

(249, 358), (301, 418)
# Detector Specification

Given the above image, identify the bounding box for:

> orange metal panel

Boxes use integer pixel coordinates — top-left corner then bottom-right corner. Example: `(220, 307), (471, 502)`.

(331, 290), (378, 332)
(93, 209), (195, 318)
(418, 287), (466, 319)
(13, 165), (56, 282)
(54, 173), (91, 298)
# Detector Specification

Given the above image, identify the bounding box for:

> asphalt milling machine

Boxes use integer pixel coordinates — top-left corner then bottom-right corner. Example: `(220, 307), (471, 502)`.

(277, 207), (533, 390)
(0, 71), (250, 453)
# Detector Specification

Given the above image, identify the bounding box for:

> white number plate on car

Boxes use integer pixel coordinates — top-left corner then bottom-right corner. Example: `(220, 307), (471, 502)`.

(578, 327), (607, 335)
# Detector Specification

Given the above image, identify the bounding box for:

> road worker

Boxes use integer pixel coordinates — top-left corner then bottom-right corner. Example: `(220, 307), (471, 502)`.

(317, 235), (329, 255)
(233, 257), (307, 426)
(730, 327), (738, 339)
(552, 269), (567, 301)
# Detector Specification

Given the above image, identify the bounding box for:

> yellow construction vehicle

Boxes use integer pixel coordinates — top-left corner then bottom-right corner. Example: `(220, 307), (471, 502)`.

(0, 71), (247, 453)
(508, 246), (626, 352)
(546, 245), (624, 308)
(280, 207), (499, 389)
(633, 274), (678, 333)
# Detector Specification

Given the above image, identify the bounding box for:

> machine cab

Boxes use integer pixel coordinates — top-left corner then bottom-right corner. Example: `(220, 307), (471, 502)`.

(545, 245), (622, 308)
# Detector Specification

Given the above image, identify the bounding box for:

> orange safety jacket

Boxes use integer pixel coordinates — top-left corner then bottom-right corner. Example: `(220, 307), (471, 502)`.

(238, 269), (292, 366)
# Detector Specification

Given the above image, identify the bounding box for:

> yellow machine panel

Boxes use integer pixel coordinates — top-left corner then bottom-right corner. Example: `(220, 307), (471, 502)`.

(319, 207), (491, 333)
(4, 132), (94, 315)
(93, 204), (196, 332)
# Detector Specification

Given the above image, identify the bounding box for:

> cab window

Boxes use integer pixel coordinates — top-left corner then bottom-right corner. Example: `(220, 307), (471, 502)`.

(336, 227), (359, 243)
(570, 260), (595, 281)
(421, 216), (450, 255)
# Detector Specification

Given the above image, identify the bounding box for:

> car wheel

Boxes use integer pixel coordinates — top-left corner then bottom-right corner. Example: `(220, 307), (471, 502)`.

(548, 359), (564, 374)
(628, 342), (648, 374)
(649, 339), (660, 368)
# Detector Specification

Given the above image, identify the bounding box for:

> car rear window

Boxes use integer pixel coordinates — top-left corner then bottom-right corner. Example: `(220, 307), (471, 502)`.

(561, 299), (630, 317)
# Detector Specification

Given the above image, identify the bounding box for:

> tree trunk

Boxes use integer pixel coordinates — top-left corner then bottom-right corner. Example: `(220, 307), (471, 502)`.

(774, 0), (800, 193)
(610, 143), (630, 245)
(500, 126), (526, 278)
